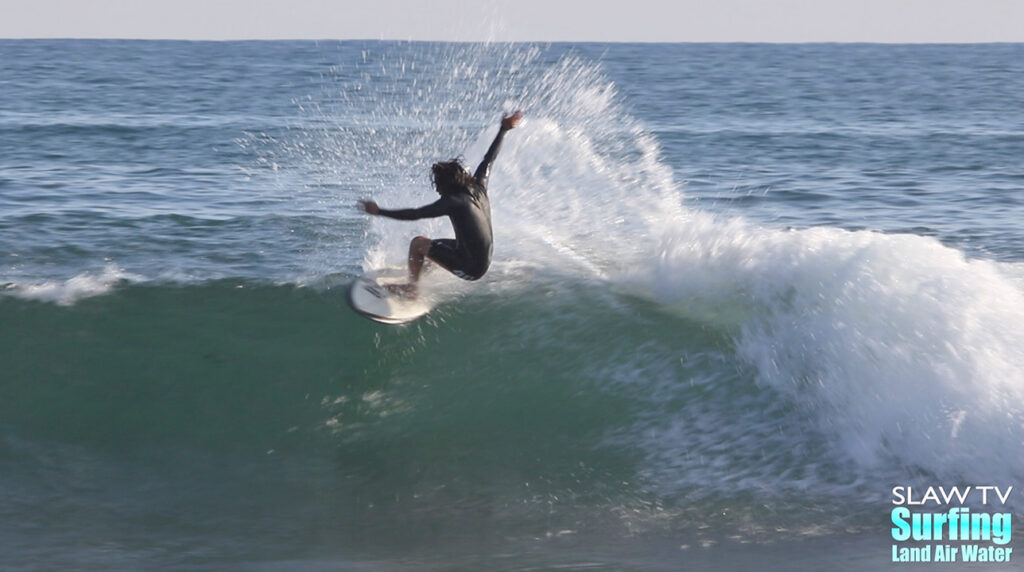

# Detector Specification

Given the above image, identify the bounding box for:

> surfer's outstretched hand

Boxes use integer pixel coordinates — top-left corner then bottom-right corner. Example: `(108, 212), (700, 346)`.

(359, 200), (380, 215)
(501, 110), (523, 130)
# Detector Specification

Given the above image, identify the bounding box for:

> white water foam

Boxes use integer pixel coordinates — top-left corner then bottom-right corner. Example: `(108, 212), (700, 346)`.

(2, 265), (139, 306)
(634, 214), (1024, 493)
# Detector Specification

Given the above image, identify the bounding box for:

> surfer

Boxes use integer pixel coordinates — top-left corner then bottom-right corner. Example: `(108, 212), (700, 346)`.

(359, 110), (522, 297)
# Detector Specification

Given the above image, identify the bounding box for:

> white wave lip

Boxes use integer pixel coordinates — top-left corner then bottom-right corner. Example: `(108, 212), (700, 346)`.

(2, 265), (137, 305)
(645, 213), (1024, 488)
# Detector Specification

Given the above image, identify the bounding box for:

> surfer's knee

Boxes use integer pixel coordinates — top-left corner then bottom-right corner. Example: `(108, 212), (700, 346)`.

(410, 236), (432, 254)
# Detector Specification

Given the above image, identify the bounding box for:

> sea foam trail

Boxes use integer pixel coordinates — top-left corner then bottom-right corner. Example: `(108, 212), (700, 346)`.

(1, 265), (139, 306)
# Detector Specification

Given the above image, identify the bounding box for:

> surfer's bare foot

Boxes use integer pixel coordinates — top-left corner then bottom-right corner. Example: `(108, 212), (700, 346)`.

(385, 282), (418, 300)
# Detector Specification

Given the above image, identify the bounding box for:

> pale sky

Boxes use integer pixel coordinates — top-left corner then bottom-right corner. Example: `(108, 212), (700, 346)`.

(2, 0), (1023, 43)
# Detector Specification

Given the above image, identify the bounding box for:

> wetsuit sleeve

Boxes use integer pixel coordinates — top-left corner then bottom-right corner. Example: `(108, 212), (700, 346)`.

(377, 197), (452, 220)
(473, 126), (510, 189)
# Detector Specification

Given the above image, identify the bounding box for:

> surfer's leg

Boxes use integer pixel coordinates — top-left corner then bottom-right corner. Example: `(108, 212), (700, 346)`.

(381, 236), (431, 299)
(408, 236), (433, 284)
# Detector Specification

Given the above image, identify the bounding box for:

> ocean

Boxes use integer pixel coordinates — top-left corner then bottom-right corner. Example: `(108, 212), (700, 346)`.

(1, 40), (1023, 570)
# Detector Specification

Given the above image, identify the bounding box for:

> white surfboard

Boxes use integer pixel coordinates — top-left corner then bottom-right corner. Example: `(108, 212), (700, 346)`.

(347, 268), (436, 324)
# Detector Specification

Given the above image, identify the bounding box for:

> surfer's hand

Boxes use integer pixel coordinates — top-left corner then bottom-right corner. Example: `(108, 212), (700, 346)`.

(359, 200), (380, 215)
(501, 110), (523, 130)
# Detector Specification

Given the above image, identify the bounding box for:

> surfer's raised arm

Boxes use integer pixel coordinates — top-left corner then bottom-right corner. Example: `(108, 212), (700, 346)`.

(474, 110), (522, 189)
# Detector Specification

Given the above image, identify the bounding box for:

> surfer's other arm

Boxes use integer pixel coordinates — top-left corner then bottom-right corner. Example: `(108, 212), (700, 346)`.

(359, 199), (449, 220)
(474, 110), (522, 188)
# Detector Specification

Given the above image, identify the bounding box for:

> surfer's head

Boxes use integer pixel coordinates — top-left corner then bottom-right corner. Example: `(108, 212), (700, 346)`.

(431, 159), (474, 196)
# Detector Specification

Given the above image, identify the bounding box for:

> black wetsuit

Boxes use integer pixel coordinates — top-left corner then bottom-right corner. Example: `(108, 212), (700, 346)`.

(377, 127), (509, 280)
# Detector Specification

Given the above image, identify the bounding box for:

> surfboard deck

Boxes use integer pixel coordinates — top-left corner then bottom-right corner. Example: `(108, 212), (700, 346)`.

(347, 268), (435, 324)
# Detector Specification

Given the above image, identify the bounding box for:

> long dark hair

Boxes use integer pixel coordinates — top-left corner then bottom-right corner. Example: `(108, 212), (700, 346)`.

(431, 159), (476, 196)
